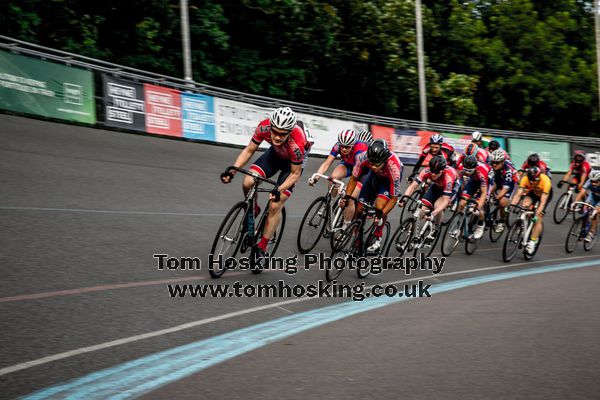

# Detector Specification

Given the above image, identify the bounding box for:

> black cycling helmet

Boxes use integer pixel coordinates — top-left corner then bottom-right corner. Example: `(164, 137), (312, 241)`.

(527, 166), (542, 181)
(463, 154), (478, 170)
(488, 140), (500, 151)
(527, 153), (540, 166)
(367, 139), (390, 165)
(429, 155), (447, 173)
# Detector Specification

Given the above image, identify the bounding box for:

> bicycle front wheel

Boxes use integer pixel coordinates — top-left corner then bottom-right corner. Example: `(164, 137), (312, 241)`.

(385, 218), (416, 257)
(503, 220), (523, 262)
(327, 220), (361, 282)
(524, 226), (543, 260)
(297, 196), (328, 254)
(488, 207), (505, 243)
(441, 212), (463, 257)
(553, 192), (570, 224)
(465, 214), (482, 255)
(210, 201), (248, 278)
(358, 221), (391, 278)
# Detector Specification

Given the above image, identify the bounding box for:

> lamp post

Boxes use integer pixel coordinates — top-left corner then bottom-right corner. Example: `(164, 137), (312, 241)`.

(180, 0), (193, 85)
(415, 0), (428, 124)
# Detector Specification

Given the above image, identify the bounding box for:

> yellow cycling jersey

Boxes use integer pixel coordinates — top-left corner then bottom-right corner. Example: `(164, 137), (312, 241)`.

(519, 174), (552, 197)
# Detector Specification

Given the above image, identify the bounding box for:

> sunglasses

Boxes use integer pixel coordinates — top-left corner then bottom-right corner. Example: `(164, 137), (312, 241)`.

(271, 128), (291, 138)
(491, 161), (503, 165)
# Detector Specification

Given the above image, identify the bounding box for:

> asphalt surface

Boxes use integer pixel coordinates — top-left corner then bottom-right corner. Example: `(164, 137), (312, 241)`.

(0, 114), (598, 399)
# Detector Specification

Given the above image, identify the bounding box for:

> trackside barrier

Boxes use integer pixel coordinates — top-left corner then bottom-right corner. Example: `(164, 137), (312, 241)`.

(0, 37), (598, 165)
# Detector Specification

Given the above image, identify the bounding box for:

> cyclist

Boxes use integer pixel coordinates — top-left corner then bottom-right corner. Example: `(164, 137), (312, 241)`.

(456, 154), (491, 239)
(560, 150), (591, 193)
(517, 153), (551, 181)
(310, 129), (368, 227)
(220, 106), (311, 259)
(471, 131), (490, 162)
(402, 155), (458, 239)
(510, 166), (553, 254)
(357, 130), (374, 144)
(486, 140), (511, 163)
(409, 134), (455, 180)
(489, 149), (518, 233)
(456, 143), (490, 166)
(573, 170), (600, 242)
(340, 139), (404, 252)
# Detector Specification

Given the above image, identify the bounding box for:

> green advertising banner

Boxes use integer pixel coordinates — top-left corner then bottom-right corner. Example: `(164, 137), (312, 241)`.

(508, 138), (570, 172)
(0, 51), (95, 124)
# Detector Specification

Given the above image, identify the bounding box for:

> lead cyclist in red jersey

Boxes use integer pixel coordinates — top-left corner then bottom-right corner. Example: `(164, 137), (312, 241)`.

(220, 106), (311, 258)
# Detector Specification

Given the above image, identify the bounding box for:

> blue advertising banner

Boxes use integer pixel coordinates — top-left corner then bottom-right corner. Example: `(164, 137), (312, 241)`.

(181, 92), (215, 141)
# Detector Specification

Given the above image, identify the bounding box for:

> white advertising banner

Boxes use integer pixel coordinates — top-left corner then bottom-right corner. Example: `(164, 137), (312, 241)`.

(213, 97), (367, 155)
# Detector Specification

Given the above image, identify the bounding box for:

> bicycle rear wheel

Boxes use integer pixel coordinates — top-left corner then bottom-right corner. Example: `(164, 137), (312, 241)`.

(327, 220), (361, 282)
(209, 201), (248, 278)
(488, 207), (505, 243)
(297, 196), (328, 254)
(503, 220), (523, 262)
(385, 218), (416, 257)
(553, 192), (570, 224)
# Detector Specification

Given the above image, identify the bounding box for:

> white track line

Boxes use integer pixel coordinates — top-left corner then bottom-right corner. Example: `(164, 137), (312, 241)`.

(0, 254), (597, 377)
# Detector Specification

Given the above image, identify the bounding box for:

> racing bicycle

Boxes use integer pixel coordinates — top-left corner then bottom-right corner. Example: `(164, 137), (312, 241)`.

(441, 198), (483, 256)
(502, 204), (544, 262)
(565, 201), (599, 253)
(553, 180), (579, 224)
(386, 195), (441, 259)
(327, 196), (390, 282)
(297, 173), (345, 254)
(210, 166), (286, 278)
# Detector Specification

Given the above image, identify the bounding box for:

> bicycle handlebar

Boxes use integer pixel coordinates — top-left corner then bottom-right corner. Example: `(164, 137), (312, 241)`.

(226, 166), (279, 187)
(309, 173), (345, 192)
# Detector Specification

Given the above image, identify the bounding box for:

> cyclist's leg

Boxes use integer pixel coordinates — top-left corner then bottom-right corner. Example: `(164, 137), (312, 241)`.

(330, 163), (349, 198)
(357, 171), (377, 220)
(246, 147), (277, 196)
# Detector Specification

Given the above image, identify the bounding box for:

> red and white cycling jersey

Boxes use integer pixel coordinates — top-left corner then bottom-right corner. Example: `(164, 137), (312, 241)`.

(457, 162), (491, 188)
(352, 152), (404, 197)
(416, 166), (458, 195)
(330, 141), (368, 166)
(419, 142), (455, 163)
(457, 148), (489, 165)
(568, 160), (592, 178)
(251, 119), (311, 165)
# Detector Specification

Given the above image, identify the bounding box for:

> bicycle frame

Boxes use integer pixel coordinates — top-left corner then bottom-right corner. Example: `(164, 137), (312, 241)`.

(572, 201), (599, 236)
(309, 173), (345, 232)
(516, 208), (536, 248)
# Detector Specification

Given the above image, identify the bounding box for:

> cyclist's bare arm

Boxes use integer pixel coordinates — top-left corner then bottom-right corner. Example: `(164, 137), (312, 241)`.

(562, 170), (571, 182)
(575, 188), (587, 203)
(344, 175), (358, 199)
(382, 196), (399, 216)
(477, 185), (488, 209)
(537, 193), (549, 216)
(403, 180), (419, 198)
(511, 187), (525, 206)
(278, 163), (302, 195)
(233, 141), (259, 170)
(315, 155), (335, 177)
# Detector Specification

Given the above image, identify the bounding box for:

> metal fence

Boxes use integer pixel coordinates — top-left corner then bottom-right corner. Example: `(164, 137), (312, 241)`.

(1, 34), (599, 146)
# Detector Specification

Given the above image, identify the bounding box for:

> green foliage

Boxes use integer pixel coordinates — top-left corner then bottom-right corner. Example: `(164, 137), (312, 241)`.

(0, 0), (597, 135)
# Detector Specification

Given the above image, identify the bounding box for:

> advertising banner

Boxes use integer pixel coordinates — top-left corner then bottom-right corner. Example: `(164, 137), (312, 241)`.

(0, 50), (95, 124)
(572, 143), (600, 170)
(181, 93), (216, 141)
(103, 74), (146, 131)
(508, 138), (570, 172)
(371, 124), (507, 165)
(213, 97), (366, 155)
(144, 83), (182, 137)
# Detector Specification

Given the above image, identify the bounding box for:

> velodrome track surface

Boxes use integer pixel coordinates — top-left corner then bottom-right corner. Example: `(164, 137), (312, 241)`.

(1, 114), (598, 399)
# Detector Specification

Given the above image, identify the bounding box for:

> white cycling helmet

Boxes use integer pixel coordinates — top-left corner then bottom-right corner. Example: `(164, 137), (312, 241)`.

(490, 149), (506, 163)
(472, 131), (483, 141)
(590, 170), (600, 182)
(270, 107), (297, 131)
(357, 130), (373, 144)
(338, 129), (357, 146)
